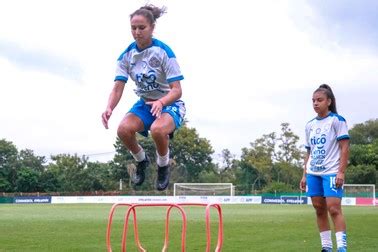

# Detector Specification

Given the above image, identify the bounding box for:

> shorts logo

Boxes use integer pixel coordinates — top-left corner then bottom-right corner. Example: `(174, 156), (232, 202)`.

(330, 177), (338, 193)
(148, 56), (160, 68)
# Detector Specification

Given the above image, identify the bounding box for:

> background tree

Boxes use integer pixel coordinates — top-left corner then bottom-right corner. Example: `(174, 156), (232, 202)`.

(82, 162), (116, 191)
(346, 165), (376, 185)
(347, 119), (378, 186)
(273, 123), (304, 188)
(239, 123), (303, 193)
(237, 157), (259, 194)
(2, 118), (376, 194)
(349, 119), (378, 145)
(111, 136), (159, 191)
(110, 124), (214, 190)
(240, 132), (275, 193)
(0, 139), (18, 191)
(217, 149), (237, 183)
(16, 149), (46, 192)
(46, 154), (89, 192)
(170, 125), (214, 183)
(275, 123), (303, 165)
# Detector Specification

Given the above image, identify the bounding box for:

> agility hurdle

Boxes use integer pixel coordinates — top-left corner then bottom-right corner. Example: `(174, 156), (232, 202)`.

(177, 203), (223, 252)
(106, 203), (223, 252)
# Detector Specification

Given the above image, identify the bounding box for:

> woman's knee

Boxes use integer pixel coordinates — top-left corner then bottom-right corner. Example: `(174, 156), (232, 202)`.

(327, 204), (342, 217)
(117, 123), (135, 139)
(151, 120), (174, 138)
(150, 124), (166, 138)
(312, 200), (328, 216)
(314, 205), (328, 217)
(151, 115), (175, 138)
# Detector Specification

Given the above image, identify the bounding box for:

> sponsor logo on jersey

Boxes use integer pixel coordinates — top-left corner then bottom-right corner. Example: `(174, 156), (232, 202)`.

(135, 70), (159, 92)
(310, 133), (327, 172)
(310, 134), (327, 146)
(148, 56), (160, 68)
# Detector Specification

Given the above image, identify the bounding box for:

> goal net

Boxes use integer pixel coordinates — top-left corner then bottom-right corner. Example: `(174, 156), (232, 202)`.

(173, 183), (234, 196)
(343, 184), (376, 206)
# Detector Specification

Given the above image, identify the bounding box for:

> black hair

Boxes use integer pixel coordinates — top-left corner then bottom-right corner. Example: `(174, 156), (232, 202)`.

(314, 84), (338, 114)
(130, 4), (167, 25)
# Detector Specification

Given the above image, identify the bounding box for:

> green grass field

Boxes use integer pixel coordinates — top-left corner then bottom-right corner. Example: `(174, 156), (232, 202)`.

(0, 204), (377, 251)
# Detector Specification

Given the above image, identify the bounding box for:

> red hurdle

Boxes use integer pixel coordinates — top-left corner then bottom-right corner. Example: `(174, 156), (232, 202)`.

(106, 202), (223, 252)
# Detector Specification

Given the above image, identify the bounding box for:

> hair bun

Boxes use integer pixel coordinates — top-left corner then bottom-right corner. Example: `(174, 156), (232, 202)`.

(319, 83), (331, 90)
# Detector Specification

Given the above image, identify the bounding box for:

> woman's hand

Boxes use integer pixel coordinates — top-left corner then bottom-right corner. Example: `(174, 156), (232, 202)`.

(146, 99), (164, 118)
(101, 108), (113, 129)
(146, 81), (182, 118)
(335, 172), (345, 188)
(300, 176), (307, 192)
(102, 81), (125, 129)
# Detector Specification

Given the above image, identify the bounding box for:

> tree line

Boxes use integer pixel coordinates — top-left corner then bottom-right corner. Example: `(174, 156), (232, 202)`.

(1, 119), (377, 194)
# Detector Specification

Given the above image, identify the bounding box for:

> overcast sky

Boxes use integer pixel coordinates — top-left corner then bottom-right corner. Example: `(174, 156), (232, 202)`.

(1, 0), (377, 163)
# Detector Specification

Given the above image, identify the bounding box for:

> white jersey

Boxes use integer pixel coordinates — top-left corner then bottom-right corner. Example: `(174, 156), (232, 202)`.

(114, 38), (184, 100)
(305, 112), (350, 175)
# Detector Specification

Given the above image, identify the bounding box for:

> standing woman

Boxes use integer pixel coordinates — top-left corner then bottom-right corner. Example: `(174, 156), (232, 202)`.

(300, 84), (349, 252)
(102, 5), (185, 191)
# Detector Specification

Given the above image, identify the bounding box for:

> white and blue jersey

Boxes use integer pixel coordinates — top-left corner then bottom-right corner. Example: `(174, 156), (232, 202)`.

(114, 38), (184, 100)
(305, 112), (350, 175)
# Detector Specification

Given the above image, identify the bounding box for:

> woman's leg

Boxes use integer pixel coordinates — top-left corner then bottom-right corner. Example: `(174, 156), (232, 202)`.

(117, 113), (145, 154)
(150, 113), (176, 157)
(150, 113), (176, 191)
(326, 197), (345, 231)
(312, 196), (333, 251)
(312, 196), (331, 231)
(327, 197), (347, 251)
(117, 113), (149, 186)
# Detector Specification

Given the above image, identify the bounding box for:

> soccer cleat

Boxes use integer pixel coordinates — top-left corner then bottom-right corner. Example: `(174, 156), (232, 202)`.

(321, 248), (333, 252)
(156, 164), (170, 191)
(132, 154), (150, 186)
(337, 247), (347, 252)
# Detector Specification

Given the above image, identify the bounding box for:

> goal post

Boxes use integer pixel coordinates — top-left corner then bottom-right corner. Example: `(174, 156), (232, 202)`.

(343, 184), (376, 206)
(173, 183), (235, 197)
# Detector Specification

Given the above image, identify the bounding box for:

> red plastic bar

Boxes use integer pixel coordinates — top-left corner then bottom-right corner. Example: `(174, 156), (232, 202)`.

(175, 203), (223, 252)
(106, 203), (187, 252)
(106, 203), (140, 252)
(106, 202), (223, 252)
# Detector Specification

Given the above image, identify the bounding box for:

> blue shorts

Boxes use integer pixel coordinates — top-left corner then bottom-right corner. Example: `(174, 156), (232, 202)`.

(306, 174), (343, 198)
(128, 99), (186, 137)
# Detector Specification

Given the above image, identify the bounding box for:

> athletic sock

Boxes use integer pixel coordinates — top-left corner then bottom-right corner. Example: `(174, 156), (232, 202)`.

(156, 150), (169, 167)
(336, 231), (347, 249)
(131, 146), (146, 162)
(320, 230), (333, 250)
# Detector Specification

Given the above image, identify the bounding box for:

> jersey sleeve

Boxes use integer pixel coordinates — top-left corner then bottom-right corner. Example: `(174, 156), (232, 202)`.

(158, 44), (184, 83)
(164, 57), (184, 83)
(114, 58), (128, 83)
(335, 116), (350, 141)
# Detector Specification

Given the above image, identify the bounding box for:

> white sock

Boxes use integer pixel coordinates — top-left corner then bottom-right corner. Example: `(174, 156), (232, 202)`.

(156, 150), (169, 167)
(336, 231), (347, 249)
(320, 230), (333, 249)
(131, 147), (145, 162)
